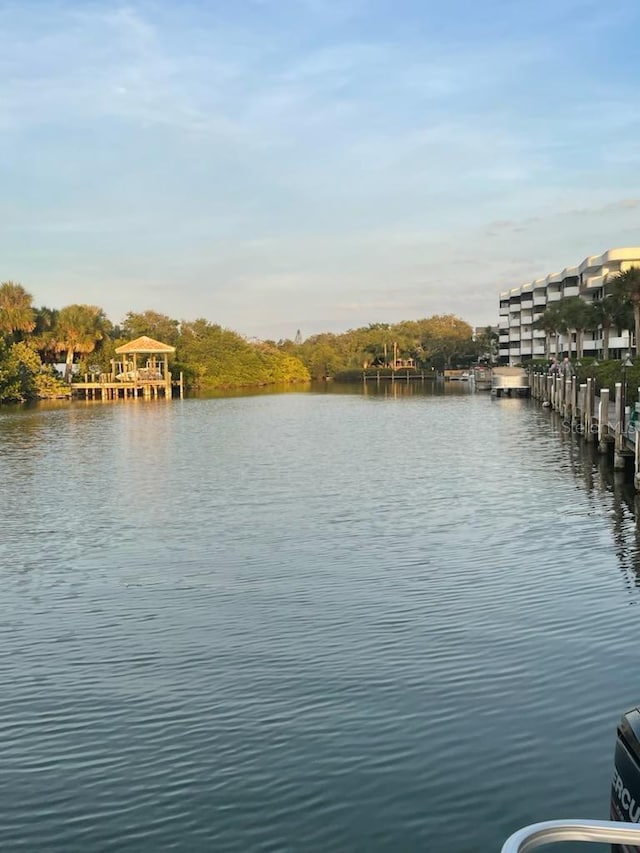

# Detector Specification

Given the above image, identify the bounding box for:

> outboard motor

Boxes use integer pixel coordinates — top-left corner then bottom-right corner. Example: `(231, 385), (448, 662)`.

(611, 707), (640, 852)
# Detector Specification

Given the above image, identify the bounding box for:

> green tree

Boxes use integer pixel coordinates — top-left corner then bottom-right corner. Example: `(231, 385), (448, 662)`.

(0, 281), (36, 340)
(52, 304), (110, 382)
(556, 296), (593, 359)
(474, 326), (498, 364)
(176, 319), (309, 389)
(122, 310), (180, 346)
(608, 267), (640, 355)
(587, 294), (631, 360)
(31, 306), (59, 362)
(533, 305), (562, 359)
(0, 340), (66, 402)
(420, 315), (474, 367)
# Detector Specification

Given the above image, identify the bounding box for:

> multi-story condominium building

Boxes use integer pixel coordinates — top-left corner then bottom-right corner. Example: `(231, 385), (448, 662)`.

(498, 247), (640, 364)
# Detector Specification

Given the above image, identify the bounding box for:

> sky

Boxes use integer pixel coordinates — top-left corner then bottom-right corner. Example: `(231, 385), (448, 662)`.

(2, 0), (640, 340)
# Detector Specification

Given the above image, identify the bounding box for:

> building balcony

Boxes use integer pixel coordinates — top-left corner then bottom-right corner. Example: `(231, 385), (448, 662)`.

(510, 316), (521, 327)
(510, 333), (521, 342)
(499, 348), (510, 357)
(533, 343), (546, 355)
(521, 329), (533, 341)
(547, 291), (561, 302)
(609, 335), (632, 349)
(584, 274), (605, 290)
(520, 312), (533, 324)
(563, 286), (580, 297)
(521, 299), (533, 309)
(533, 294), (547, 306)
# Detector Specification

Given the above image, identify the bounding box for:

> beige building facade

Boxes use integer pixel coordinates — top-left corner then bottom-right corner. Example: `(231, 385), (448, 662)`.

(498, 247), (640, 364)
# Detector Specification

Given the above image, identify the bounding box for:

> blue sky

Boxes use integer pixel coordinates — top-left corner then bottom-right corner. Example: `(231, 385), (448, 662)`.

(2, 0), (640, 339)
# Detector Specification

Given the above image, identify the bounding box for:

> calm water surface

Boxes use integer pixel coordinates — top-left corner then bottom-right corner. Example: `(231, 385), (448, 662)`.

(2, 384), (640, 852)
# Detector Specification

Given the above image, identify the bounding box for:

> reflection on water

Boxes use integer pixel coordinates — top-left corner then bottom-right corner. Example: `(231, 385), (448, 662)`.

(539, 407), (640, 593)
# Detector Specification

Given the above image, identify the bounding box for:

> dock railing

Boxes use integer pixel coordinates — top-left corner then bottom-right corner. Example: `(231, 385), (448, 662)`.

(501, 818), (640, 852)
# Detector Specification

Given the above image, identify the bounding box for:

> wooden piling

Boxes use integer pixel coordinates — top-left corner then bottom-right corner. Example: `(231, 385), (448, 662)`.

(585, 377), (593, 441)
(598, 388), (610, 453)
(635, 400), (640, 490)
(614, 382), (625, 468)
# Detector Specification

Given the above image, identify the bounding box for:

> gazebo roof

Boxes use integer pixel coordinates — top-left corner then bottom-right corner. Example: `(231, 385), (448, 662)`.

(115, 335), (176, 355)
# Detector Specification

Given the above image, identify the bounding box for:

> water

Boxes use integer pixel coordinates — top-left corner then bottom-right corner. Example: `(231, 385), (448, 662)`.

(1, 384), (640, 852)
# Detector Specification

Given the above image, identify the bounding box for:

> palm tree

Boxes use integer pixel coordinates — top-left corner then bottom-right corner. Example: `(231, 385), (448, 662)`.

(52, 304), (109, 382)
(556, 296), (592, 359)
(30, 306), (59, 362)
(0, 281), (36, 340)
(609, 267), (640, 356)
(587, 295), (631, 360)
(533, 305), (562, 359)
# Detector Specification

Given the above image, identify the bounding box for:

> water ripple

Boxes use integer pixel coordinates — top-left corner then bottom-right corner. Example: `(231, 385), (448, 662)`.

(0, 391), (638, 851)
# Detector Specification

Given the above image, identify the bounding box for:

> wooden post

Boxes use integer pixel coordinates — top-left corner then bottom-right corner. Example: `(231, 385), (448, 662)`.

(585, 378), (593, 441)
(577, 383), (585, 433)
(614, 382), (625, 468)
(598, 388), (610, 453)
(179, 371), (184, 399)
(635, 392), (640, 489)
(569, 376), (576, 424)
(164, 354), (170, 398)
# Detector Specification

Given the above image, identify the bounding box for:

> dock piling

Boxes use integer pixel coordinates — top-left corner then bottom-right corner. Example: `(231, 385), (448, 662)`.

(598, 388), (610, 453)
(614, 382), (625, 469)
(585, 378), (594, 441)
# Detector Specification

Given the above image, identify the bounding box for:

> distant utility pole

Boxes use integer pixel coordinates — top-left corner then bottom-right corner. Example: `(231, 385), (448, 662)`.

(294, 328), (302, 345)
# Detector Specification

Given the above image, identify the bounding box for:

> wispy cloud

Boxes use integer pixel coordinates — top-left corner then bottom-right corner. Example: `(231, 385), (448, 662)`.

(2, 0), (640, 333)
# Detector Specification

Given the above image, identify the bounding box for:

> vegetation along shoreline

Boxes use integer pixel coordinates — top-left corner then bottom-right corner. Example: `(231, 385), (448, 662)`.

(0, 281), (495, 403)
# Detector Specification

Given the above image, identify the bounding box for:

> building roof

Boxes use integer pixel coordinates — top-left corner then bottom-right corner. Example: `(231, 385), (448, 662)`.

(115, 335), (176, 354)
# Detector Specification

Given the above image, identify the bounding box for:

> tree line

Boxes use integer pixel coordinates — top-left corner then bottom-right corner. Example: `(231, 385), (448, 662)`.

(276, 315), (493, 378)
(533, 268), (640, 359)
(0, 281), (491, 402)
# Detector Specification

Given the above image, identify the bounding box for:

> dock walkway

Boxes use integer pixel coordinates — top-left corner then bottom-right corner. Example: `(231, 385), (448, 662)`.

(530, 373), (640, 490)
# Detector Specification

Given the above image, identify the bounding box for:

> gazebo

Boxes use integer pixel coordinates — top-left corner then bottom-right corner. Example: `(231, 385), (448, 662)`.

(114, 335), (176, 398)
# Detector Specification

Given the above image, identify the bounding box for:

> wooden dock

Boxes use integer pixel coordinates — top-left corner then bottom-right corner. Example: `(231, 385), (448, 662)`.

(71, 375), (184, 401)
(530, 373), (640, 490)
(361, 370), (436, 383)
(70, 334), (184, 401)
